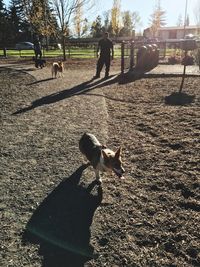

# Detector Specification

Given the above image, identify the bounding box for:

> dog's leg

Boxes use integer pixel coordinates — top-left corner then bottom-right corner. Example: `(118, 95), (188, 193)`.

(95, 169), (102, 184)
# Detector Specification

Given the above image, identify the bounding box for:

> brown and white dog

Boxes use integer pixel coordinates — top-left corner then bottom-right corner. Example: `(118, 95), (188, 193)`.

(51, 61), (64, 78)
(79, 133), (125, 183)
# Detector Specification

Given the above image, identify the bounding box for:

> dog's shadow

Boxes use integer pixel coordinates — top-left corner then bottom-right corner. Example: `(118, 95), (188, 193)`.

(22, 164), (102, 267)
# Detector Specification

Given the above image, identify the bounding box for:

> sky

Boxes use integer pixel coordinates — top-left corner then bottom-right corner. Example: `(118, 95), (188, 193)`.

(4, 0), (199, 32)
(95, 0), (198, 31)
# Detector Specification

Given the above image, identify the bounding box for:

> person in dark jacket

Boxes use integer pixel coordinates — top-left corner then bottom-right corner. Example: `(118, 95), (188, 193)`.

(33, 37), (42, 59)
(94, 32), (114, 79)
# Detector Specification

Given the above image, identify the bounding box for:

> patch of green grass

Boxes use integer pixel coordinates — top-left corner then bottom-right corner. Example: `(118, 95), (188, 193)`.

(0, 47), (122, 59)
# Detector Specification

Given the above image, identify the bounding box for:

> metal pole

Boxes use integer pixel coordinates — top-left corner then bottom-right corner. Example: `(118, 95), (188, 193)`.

(130, 41), (134, 71)
(179, 0), (188, 93)
(121, 41), (125, 74)
(183, 0), (188, 38)
(179, 49), (187, 93)
(3, 47), (7, 58)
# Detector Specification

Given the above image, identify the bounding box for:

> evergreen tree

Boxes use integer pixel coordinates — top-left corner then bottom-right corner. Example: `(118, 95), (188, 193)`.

(90, 15), (103, 37)
(102, 10), (110, 32)
(30, 0), (57, 37)
(81, 18), (89, 37)
(119, 11), (141, 37)
(8, 0), (28, 43)
(8, 5), (20, 43)
(16, 0), (58, 46)
(149, 0), (166, 37)
(0, 0), (9, 46)
(177, 14), (183, 26)
(185, 14), (189, 26)
(0, 0), (7, 25)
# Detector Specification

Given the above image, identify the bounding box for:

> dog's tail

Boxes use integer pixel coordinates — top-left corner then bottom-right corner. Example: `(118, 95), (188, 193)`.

(51, 65), (55, 78)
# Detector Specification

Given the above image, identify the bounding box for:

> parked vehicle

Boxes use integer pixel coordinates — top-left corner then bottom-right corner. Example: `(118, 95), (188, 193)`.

(184, 34), (197, 40)
(15, 42), (34, 50)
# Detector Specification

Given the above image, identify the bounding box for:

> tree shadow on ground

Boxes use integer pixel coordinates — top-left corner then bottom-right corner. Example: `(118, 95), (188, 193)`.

(118, 70), (200, 84)
(12, 69), (198, 115)
(0, 66), (36, 72)
(27, 77), (54, 85)
(12, 75), (118, 115)
(22, 164), (102, 267)
(165, 92), (195, 105)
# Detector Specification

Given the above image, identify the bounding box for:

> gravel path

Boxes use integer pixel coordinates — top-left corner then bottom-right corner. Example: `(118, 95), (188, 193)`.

(0, 62), (115, 266)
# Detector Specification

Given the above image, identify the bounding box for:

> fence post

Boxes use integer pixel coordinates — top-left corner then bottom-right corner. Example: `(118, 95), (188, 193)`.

(130, 41), (134, 71)
(42, 46), (45, 58)
(164, 42), (166, 59)
(3, 47), (7, 58)
(94, 44), (97, 58)
(121, 41), (125, 74)
(68, 42), (71, 58)
(179, 49), (187, 93)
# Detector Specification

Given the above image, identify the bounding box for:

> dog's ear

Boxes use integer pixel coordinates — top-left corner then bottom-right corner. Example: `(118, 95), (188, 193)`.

(102, 149), (109, 160)
(115, 147), (121, 158)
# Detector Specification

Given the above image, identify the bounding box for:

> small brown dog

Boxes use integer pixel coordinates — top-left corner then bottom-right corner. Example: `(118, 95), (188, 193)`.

(51, 61), (64, 78)
(79, 133), (125, 183)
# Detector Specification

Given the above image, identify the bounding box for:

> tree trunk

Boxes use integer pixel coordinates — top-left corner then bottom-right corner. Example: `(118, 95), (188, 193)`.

(62, 35), (66, 61)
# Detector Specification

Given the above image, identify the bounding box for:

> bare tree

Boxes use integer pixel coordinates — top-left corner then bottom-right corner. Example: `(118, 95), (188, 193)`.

(51, 0), (95, 60)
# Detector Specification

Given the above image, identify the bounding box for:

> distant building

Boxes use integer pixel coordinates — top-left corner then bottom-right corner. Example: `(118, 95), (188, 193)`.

(144, 26), (200, 41)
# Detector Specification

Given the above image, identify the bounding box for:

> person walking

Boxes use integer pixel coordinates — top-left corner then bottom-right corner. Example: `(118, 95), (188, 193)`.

(33, 37), (42, 59)
(94, 32), (114, 79)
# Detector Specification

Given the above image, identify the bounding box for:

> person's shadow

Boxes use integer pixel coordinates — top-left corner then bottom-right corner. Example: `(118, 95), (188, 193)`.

(22, 164), (102, 267)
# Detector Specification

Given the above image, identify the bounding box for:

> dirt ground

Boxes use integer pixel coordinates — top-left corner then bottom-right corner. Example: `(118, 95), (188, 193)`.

(0, 58), (200, 267)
